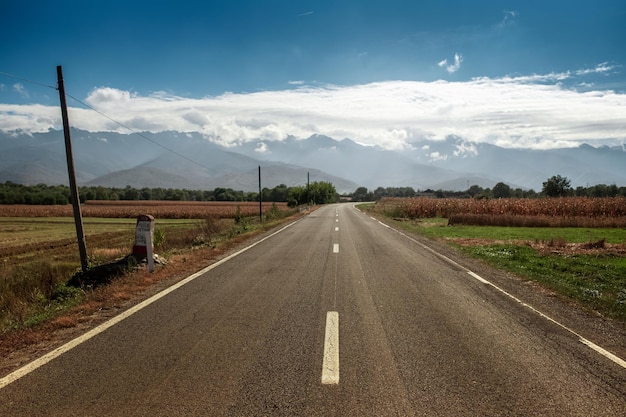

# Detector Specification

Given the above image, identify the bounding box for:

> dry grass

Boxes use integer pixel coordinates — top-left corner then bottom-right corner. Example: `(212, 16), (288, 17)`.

(90, 247), (128, 259)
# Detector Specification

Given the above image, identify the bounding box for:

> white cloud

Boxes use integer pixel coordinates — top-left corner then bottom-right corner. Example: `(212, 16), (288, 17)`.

(1, 66), (625, 151)
(479, 64), (616, 86)
(454, 141), (478, 158)
(0, 103), (60, 131)
(13, 83), (29, 98)
(182, 110), (210, 127)
(429, 152), (448, 162)
(438, 53), (463, 73)
(575, 62), (615, 76)
(86, 87), (134, 106)
(498, 10), (519, 28)
(255, 142), (269, 153)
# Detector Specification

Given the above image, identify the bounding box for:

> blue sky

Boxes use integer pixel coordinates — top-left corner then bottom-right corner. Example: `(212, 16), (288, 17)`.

(1, 0), (625, 150)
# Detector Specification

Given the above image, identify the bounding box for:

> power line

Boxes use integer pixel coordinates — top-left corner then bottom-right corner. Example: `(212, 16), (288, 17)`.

(1, 69), (212, 172)
(0, 71), (57, 90)
(65, 93), (211, 171)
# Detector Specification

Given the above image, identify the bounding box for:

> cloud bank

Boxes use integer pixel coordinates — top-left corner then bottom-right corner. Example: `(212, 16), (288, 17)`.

(0, 65), (624, 151)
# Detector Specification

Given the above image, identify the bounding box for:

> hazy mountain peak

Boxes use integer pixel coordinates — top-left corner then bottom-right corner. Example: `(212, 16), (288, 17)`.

(306, 134), (339, 148)
(1, 128), (625, 192)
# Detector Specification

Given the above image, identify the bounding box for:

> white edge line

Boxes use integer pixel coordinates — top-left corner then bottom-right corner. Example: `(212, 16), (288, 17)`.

(579, 339), (626, 368)
(467, 270), (626, 369)
(321, 311), (339, 384)
(467, 270), (490, 285)
(0, 218), (302, 390)
(372, 218), (626, 371)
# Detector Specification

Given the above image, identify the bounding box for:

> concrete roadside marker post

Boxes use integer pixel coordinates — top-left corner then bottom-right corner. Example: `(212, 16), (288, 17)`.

(133, 214), (155, 272)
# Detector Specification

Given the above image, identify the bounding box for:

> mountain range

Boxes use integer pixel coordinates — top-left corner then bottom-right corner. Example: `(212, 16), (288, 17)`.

(1, 128), (625, 194)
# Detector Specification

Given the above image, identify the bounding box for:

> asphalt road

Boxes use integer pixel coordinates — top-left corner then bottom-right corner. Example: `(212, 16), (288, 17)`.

(1, 204), (625, 416)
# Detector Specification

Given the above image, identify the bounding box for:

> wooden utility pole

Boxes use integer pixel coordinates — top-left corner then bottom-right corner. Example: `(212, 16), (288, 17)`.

(258, 166), (263, 223)
(57, 66), (88, 272)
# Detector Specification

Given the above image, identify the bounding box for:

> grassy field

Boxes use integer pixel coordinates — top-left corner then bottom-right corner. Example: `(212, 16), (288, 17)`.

(0, 202), (297, 333)
(363, 202), (626, 321)
(0, 217), (199, 332)
(0, 217), (197, 249)
(387, 217), (626, 244)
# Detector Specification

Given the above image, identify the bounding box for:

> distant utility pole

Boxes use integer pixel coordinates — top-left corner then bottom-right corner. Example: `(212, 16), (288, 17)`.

(258, 166), (263, 223)
(57, 66), (88, 272)
(307, 172), (310, 206)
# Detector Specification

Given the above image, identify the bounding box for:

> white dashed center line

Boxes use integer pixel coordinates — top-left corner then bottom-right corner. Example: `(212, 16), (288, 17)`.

(321, 311), (340, 384)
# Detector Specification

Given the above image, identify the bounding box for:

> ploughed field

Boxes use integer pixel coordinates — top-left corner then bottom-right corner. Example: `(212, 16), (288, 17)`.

(0, 200), (288, 219)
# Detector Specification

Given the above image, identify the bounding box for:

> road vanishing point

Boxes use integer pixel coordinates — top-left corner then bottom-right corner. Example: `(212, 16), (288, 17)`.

(1, 204), (625, 416)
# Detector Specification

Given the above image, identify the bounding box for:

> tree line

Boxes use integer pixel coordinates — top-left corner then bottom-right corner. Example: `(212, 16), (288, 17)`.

(351, 176), (626, 201)
(1, 175), (624, 206)
(0, 181), (338, 206)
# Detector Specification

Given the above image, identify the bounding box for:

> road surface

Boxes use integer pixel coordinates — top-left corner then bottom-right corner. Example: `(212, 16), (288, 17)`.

(1, 204), (625, 416)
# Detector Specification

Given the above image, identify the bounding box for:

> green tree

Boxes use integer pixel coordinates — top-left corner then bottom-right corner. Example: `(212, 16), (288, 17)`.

(122, 185), (140, 200)
(287, 185), (307, 206)
(466, 184), (484, 198)
(542, 175), (571, 197)
(373, 187), (387, 200)
(352, 187), (370, 202)
(575, 186), (588, 197)
(309, 181), (338, 204)
(493, 182), (512, 198)
(269, 184), (289, 202)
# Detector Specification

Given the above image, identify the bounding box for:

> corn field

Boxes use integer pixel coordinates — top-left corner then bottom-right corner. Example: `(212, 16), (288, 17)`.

(376, 197), (626, 227)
